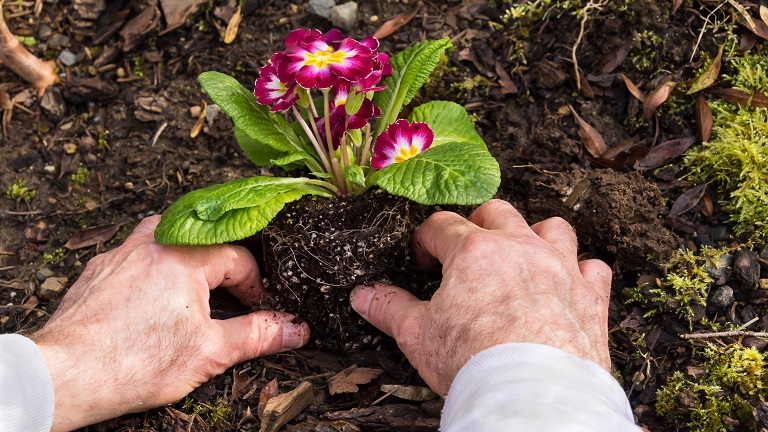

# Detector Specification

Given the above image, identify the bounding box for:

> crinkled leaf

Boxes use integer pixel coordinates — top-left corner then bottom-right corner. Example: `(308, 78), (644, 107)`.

(155, 176), (330, 245)
(343, 164), (366, 186)
(374, 38), (452, 135)
(198, 71), (302, 153)
(369, 141), (500, 205)
(234, 127), (287, 167)
(408, 101), (486, 149)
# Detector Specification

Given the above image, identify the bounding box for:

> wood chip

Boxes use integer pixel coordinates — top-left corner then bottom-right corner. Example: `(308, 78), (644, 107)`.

(259, 381), (313, 432)
(258, 379), (279, 418)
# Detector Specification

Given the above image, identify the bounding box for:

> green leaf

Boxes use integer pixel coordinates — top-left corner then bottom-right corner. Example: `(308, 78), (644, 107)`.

(270, 151), (323, 172)
(343, 164), (366, 186)
(347, 128), (363, 147)
(155, 176), (328, 245)
(234, 127), (287, 167)
(374, 39), (452, 136)
(198, 71), (303, 153)
(369, 142), (500, 205)
(408, 101), (486, 149)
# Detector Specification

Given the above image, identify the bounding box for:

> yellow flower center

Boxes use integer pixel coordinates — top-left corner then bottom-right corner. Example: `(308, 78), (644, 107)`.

(394, 145), (419, 163)
(303, 46), (347, 69)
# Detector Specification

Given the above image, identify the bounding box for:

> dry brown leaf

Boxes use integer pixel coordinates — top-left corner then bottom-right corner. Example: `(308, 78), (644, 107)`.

(190, 101), (207, 138)
(709, 87), (768, 108)
(672, 0), (684, 14)
(597, 40), (632, 74)
(327, 366), (383, 395)
(687, 46), (722, 94)
(634, 136), (697, 170)
(64, 224), (121, 250)
(738, 15), (768, 39)
(701, 193), (714, 218)
(620, 74), (645, 102)
(577, 71), (595, 98)
(0, 87), (11, 110)
(761, 5), (768, 26)
(20, 295), (39, 321)
(258, 379), (279, 418)
(224, 5), (242, 44)
(379, 384), (438, 401)
(732, 0), (759, 33)
(372, 9), (418, 39)
(696, 95), (713, 142)
(669, 184), (707, 218)
(740, 30), (758, 51)
(494, 62), (518, 94)
(568, 105), (608, 158)
(643, 75), (675, 119)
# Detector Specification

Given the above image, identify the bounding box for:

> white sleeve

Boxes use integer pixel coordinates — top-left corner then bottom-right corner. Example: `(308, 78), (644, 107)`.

(441, 343), (640, 432)
(0, 334), (55, 432)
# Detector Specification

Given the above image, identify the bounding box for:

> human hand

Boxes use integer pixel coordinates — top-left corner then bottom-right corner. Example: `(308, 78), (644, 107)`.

(30, 216), (309, 431)
(350, 199), (612, 396)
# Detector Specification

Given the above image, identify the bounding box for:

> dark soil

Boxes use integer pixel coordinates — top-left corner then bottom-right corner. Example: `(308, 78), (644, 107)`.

(1, 0), (766, 430)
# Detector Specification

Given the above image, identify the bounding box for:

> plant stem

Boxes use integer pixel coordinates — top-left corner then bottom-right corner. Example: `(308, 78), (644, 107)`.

(321, 89), (346, 195)
(304, 179), (341, 196)
(291, 106), (333, 177)
(330, 157), (346, 195)
(359, 124), (373, 168)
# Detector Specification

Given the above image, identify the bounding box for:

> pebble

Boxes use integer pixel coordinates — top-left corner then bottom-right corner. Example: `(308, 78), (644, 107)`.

(36, 267), (54, 281)
(205, 104), (222, 126)
(58, 49), (78, 67)
(43, 165), (56, 174)
(708, 285), (735, 308)
(39, 277), (68, 300)
(369, 15), (379, 23)
(47, 33), (70, 48)
(760, 279), (768, 290)
(124, 182), (134, 190)
(710, 224), (728, 241)
(38, 25), (53, 39)
(331, 2), (358, 32)
(63, 143), (77, 154)
(307, 0), (335, 19)
(190, 105), (202, 117)
(704, 253), (732, 283)
(734, 249), (760, 288)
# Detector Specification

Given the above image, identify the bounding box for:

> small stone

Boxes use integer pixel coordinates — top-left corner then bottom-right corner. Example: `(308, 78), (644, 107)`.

(47, 198), (57, 204)
(307, 0), (335, 19)
(205, 104), (222, 126)
(760, 279), (768, 290)
(84, 200), (98, 210)
(330, 2), (358, 32)
(369, 15), (379, 23)
(711, 224), (728, 241)
(62, 143), (77, 154)
(39, 277), (68, 300)
(40, 86), (66, 122)
(47, 33), (70, 48)
(734, 249), (760, 288)
(124, 182), (134, 190)
(704, 253), (732, 282)
(43, 165), (56, 174)
(760, 246), (768, 261)
(36, 267), (54, 281)
(38, 25), (53, 39)
(743, 336), (768, 352)
(741, 304), (758, 324)
(690, 304), (706, 322)
(190, 105), (202, 117)
(708, 285), (735, 308)
(58, 49), (78, 67)
(116, 67), (126, 78)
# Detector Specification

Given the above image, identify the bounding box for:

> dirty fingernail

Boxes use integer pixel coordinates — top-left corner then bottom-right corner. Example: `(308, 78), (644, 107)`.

(282, 322), (307, 350)
(350, 285), (376, 317)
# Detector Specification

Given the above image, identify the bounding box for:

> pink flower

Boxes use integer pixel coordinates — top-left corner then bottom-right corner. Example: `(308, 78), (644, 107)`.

(332, 83), (380, 129)
(253, 54), (299, 112)
(370, 120), (433, 169)
(279, 37), (374, 89)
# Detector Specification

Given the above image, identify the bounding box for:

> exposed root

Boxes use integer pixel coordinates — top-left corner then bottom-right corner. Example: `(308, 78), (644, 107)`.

(0, 3), (59, 96)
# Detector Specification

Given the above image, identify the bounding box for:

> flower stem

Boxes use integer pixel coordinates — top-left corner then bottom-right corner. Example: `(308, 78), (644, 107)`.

(359, 124), (373, 168)
(304, 179), (341, 196)
(331, 157), (346, 195)
(291, 106), (332, 178)
(322, 89), (346, 195)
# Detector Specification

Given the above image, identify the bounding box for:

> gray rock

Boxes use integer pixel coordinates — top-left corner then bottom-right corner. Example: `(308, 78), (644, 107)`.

(708, 285), (735, 308)
(58, 50), (78, 67)
(40, 86), (66, 122)
(36, 267), (54, 281)
(38, 25), (53, 39)
(39, 276), (68, 300)
(704, 253), (732, 283)
(741, 304), (758, 324)
(711, 224), (728, 241)
(47, 33), (70, 49)
(308, 0), (335, 19)
(330, 2), (358, 32)
(734, 249), (761, 288)
(205, 104), (222, 127)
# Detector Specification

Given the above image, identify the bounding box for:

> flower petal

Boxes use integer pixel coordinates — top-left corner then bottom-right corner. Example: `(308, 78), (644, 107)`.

(370, 120), (434, 169)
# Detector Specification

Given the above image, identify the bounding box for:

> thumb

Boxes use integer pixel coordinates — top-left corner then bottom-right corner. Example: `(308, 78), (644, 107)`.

(350, 283), (425, 341)
(216, 311), (310, 364)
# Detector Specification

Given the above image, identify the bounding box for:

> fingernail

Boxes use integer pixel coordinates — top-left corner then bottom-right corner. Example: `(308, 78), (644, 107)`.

(282, 323), (306, 350)
(350, 285), (376, 317)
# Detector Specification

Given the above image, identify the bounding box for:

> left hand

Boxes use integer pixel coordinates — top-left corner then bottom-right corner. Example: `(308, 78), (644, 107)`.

(30, 216), (310, 431)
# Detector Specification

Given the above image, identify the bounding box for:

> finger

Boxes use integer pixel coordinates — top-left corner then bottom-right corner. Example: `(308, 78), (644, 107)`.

(412, 211), (476, 268)
(186, 244), (263, 306)
(578, 259), (613, 299)
(467, 199), (530, 232)
(216, 311), (310, 363)
(126, 215), (162, 241)
(350, 283), (425, 341)
(530, 217), (579, 261)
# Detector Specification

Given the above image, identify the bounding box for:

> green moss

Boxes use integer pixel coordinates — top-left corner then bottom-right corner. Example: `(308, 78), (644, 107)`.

(180, 397), (231, 426)
(42, 248), (66, 265)
(6, 179), (36, 203)
(657, 344), (766, 431)
(70, 164), (91, 188)
(683, 101), (768, 239)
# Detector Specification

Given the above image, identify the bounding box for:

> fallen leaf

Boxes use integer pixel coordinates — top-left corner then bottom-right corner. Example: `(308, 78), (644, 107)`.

(709, 88), (768, 108)
(738, 15), (768, 39)
(687, 46), (723, 94)
(327, 366), (383, 395)
(64, 224), (121, 250)
(740, 30), (758, 51)
(190, 100), (207, 138)
(0, 87), (11, 110)
(696, 95), (713, 142)
(672, 0), (684, 14)
(732, 0), (759, 33)
(669, 184), (707, 218)
(372, 9), (418, 39)
(232, 366), (252, 400)
(568, 105), (608, 158)
(643, 75), (675, 119)
(19, 295), (39, 321)
(577, 71), (595, 98)
(701, 193), (714, 218)
(762, 5), (768, 26)
(634, 136), (697, 170)
(224, 5), (242, 44)
(494, 62), (518, 94)
(258, 379), (279, 418)
(620, 73), (645, 102)
(597, 40), (632, 74)
(379, 384), (438, 401)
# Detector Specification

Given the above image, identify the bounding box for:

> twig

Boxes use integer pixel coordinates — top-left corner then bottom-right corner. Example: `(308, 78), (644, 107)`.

(369, 385), (400, 406)
(571, 0), (609, 92)
(0, 305), (51, 317)
(150, 121), (168, 147)
(690, 1), (727, 62)
(681, 330), (768, 340)
(1, 209), (42, 215)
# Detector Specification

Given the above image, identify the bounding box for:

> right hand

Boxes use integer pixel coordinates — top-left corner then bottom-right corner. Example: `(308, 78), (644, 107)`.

(350, 199), (612, 396)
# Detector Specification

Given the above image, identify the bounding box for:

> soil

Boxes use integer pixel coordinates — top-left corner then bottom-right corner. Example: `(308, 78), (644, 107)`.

(0, 0), (766, 431)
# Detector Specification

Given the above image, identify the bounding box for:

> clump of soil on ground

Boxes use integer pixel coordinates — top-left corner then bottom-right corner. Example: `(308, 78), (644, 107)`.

(260, 190), (433, 351)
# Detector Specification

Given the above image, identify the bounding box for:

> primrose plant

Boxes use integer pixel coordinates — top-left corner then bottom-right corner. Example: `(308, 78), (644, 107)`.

(155, 29), (501, 245)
